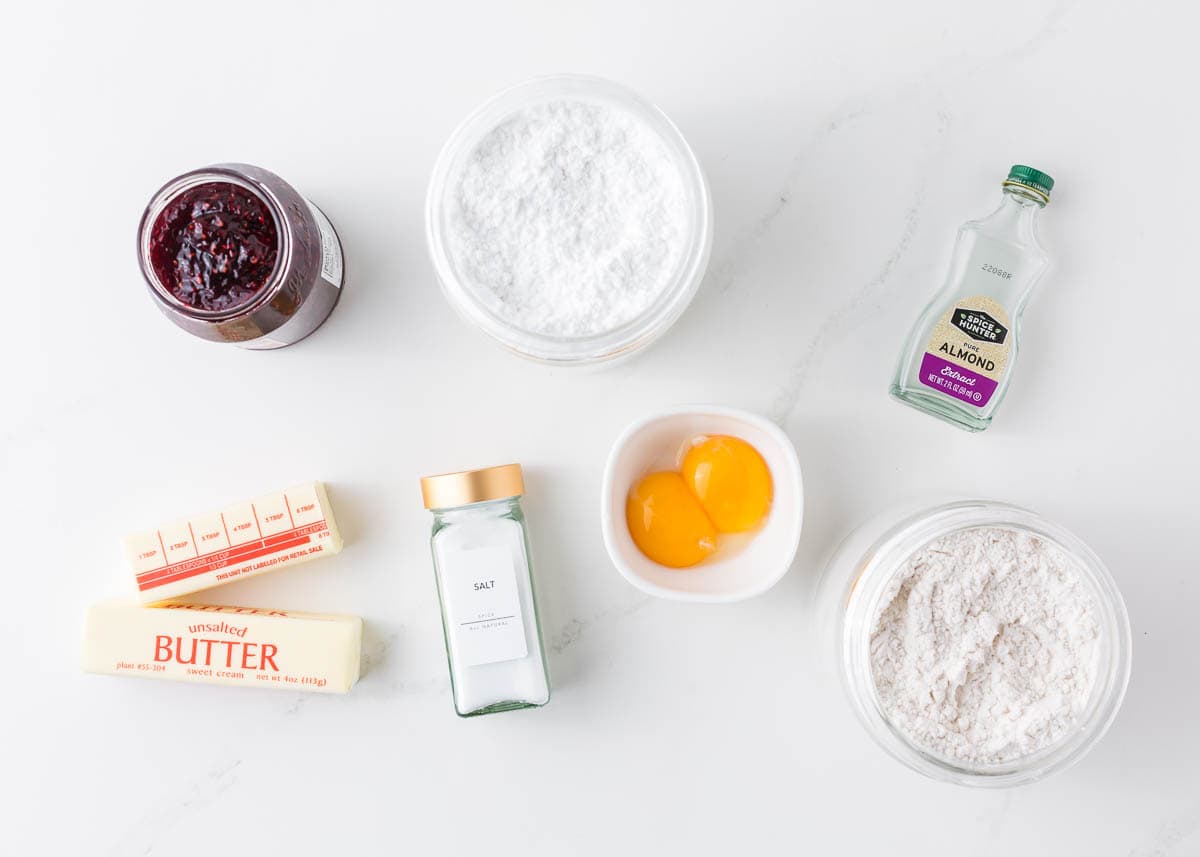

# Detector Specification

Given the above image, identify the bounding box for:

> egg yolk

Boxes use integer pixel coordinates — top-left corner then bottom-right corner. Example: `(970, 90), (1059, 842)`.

(681, 435), (773, 533)
(626, 471), (718, 568)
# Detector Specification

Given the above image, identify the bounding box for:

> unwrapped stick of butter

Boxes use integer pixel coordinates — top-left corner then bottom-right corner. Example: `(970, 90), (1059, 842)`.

(123, 481), (342, 602)
(82, 601), (362, 693)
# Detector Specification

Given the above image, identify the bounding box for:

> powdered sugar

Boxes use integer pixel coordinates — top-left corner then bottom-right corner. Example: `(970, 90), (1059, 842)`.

(869, 526), (1100, 765)
(446, 99), (688, 337)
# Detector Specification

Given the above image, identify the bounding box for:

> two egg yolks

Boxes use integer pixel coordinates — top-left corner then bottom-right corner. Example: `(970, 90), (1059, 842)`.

(626, 435), (773, 568)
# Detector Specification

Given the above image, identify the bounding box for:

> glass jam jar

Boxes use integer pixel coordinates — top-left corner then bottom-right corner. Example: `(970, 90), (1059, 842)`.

(420, 463), (551, 717)
(815, 499), (1132, 787)
(137, 163), (345, 349)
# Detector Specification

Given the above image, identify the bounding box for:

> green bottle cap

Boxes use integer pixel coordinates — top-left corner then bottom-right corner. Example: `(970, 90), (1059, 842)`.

(1005, 165), (1054, 202)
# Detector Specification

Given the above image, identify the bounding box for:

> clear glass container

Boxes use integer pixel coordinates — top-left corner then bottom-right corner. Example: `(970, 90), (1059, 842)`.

(425, 74), (713, 365)
(890, 166), (1053, 431)
(137, 163), (345, 349)
(421, 464), (550, 716)
(816, 499), (1131, 787)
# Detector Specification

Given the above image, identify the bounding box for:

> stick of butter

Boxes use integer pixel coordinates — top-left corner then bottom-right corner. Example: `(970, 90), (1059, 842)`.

(82, 601), (362, 693)
(123, 481), (343, 602)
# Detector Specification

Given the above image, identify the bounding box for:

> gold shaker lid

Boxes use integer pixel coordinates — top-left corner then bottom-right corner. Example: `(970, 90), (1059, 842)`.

(420, 463), (525, 509)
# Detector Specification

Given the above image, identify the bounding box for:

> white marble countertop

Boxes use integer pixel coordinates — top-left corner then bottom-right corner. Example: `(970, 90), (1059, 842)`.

(6, 1), (1199, 854)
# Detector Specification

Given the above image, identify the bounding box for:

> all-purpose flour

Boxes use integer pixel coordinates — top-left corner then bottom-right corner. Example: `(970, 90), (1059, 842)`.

(870, 527), (1100, 765)
(447, 100), (688, 337)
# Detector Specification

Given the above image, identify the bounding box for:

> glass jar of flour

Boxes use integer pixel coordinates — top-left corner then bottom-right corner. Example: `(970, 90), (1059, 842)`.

(814, 499), (1131, 787)
(420, 464), (551, 716)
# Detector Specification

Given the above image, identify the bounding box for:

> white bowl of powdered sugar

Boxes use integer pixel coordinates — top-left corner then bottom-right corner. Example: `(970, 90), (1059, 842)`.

(426, 74), (712, 364)
(819, 500), (1132, 788)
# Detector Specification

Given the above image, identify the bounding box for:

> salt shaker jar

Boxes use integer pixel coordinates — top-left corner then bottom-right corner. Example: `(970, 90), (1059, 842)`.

(137, 163), (345, 349)
(420, 463), (551, 717)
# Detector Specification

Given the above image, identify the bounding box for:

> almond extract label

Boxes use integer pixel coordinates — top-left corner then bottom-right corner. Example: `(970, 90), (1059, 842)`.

(919, 295), (1012, 408)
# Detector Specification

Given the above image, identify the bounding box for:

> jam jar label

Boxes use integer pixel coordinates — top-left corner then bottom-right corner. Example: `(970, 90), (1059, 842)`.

(919, 295), (1012, 407)
(304, 200), (344, 289)
(443, 544), (528, 667)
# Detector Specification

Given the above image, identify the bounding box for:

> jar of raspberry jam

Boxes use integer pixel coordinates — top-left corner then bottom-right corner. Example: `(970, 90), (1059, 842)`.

(137, 163), (344, 349)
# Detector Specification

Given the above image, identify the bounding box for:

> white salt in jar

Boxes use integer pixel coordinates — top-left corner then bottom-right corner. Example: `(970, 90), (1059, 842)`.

(816, 500), (1131, 787)
(420, 464), (550, 717)
(426, 75), (712, 365)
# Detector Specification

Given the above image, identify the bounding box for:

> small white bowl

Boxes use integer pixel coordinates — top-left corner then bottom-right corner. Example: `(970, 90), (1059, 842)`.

(601, 405), (804, 602)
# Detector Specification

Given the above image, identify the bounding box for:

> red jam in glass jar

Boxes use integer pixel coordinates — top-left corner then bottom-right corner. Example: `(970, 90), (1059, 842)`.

(137, 164), (345, 350)
(147, 182), (279, 313)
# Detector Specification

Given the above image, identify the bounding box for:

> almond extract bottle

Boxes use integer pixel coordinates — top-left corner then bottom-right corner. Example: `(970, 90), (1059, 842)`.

(890, 165), (1053, 432)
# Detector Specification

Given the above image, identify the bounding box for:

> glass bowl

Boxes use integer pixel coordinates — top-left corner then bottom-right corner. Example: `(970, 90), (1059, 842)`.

(425, 74), (713, 365)
(817, 499), (1132, 787)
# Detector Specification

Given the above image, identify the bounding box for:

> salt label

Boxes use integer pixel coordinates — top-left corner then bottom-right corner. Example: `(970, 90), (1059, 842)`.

(442, 544), (528, 667)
